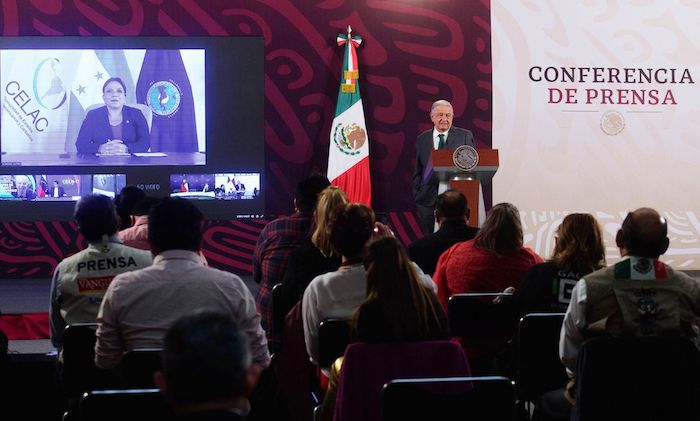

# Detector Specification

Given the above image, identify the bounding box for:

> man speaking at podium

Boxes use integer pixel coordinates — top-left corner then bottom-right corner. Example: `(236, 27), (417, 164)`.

(413, 100), (475, 236)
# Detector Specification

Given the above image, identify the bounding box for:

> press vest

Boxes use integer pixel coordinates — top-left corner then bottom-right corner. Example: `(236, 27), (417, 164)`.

(584, 257), (700, 337)
(56, 241), (152, 324)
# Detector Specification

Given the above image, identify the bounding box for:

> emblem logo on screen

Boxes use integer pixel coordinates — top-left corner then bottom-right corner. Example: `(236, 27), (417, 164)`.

(453, 145), (479, 171)
(146, 80), (182, 117)
(332, 123), (366, 156)
(33, 58), (68, 110)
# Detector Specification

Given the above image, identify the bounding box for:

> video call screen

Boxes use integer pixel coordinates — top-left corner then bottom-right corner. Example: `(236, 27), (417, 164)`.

(1, 48), (206, 166)
(0, 37), (265, 221)
(0, 173), (125, 201)
(169, 173), (260, 201)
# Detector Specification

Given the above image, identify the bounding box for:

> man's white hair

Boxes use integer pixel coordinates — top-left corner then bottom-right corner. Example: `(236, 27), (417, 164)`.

(430, 99), (453, 114)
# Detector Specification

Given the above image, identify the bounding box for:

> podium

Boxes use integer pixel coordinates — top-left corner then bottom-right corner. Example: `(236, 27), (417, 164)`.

(431, 148), (499, 227)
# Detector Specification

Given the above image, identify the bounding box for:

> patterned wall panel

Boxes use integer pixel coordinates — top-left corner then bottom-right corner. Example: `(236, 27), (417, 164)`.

(0, 216), (423, 278)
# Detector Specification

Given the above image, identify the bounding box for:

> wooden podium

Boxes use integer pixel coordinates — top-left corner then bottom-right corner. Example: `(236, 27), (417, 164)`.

(431, 148), (499, 227)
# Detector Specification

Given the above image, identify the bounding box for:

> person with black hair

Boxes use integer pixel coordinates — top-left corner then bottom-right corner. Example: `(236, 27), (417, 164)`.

(49, 194), (152, 351)
(51, 180), (66, 198)
(253, 173), (330, 343)
(408, 190), (478, 275)
(154, 311), (254, 420)
(95, 198), (270, 375)
(118, 196), (159, 250)
(114, 185), (147, 231)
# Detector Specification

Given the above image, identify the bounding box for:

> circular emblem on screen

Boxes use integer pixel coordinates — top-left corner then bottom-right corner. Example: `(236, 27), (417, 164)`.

(453, 145), (479, 171)
(146, 80), (181, 117)
(601, 110), (624, 136)
(332, 122), (366, 156)
(33, 58), (67, 110)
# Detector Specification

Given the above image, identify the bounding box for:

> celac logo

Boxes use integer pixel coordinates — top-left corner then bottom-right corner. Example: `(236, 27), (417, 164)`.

(33, 58), (67, 110)
(332, 122), (366, 156)
(146, 80), (181, 117)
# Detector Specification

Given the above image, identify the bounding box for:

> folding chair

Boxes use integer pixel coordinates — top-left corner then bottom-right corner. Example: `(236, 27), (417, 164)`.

(61, 323), (98, 396)
(79, 388), (173, 421)
(382, 376), (515, 421)
(271, 282), (285, 350)
(447, 293), (514, 338)
(317, 318), (352, 372)
(575, 335), (700, 421)
(448, 293), (515, 375)
(515, 312), (567, 403)
(120, 348), (163, 389)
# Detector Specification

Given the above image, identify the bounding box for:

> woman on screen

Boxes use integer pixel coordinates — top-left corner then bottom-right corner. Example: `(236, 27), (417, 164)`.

(75, 77), (150, 155)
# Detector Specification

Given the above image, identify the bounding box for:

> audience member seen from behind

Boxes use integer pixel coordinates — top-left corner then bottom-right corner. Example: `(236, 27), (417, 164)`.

(408, 190), (478, 276)
(317, 236), (450, 421)
(505, 213), (606, 317)
(75, 77), (150, 155)
(302, 203), (436, 366)
(279, 186), (349, 319)
(49, 194), (152, 351)
(114, 185), (147, 231)
(433, 202), (543, 360)
(253, 173), (330, 344)
(95, 198), (270, 377)
(154, 311), (254, 420)
(118, 196), (159, 250)
(302, 203), (377, 367)
(357, 236), (449, 344)
(554, 208), (700, 413)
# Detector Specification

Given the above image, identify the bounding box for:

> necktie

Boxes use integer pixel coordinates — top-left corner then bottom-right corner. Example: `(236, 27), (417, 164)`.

(437, 133), (445, 150)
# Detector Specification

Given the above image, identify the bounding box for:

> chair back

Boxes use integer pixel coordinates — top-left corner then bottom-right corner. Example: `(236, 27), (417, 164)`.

(131, 103), (153, 131)
(271, 283), (285, 348)
(334, 340), (471, 421)
(515, 312), (567, 401)
(575, 335), (700, 421)
(120, 348), (163, 389)
(62, 323), (98, 396)
(318, 319), (352, 371)
(79, 388), (173, 421)
(447, 293), (513, 338)
(382, 376), (514, 421)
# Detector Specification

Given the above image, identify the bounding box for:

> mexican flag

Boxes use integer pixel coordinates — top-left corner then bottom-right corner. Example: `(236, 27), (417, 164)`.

(327, 26), (372, 206)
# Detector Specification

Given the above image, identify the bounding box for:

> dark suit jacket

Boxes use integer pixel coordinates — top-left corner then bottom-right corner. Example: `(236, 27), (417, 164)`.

(408, 220), (478, 276)
(75, 105), (150, 154)
(52, 186), (65, 197)
(412, 126), (475, 207)
(12, 189), (36, 200)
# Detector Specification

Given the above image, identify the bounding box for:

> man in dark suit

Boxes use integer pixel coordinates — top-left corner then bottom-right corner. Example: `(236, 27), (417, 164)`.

(408, 190), (478, 275)
(412, 99), (475, 235)
(52, 180), (66, 198)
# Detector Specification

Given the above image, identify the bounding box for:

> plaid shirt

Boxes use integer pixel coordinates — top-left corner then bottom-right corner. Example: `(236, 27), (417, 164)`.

(253, 212), (314, 339)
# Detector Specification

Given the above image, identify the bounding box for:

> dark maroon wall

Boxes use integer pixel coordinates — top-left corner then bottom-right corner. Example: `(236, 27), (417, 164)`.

(0, 0), (491, 277)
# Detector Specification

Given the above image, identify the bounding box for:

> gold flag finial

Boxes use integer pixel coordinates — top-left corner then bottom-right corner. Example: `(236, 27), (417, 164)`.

(347, 25), (352, 38)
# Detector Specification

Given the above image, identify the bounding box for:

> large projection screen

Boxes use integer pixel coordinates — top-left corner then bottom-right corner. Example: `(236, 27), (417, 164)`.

(492, 1), (700, 268)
